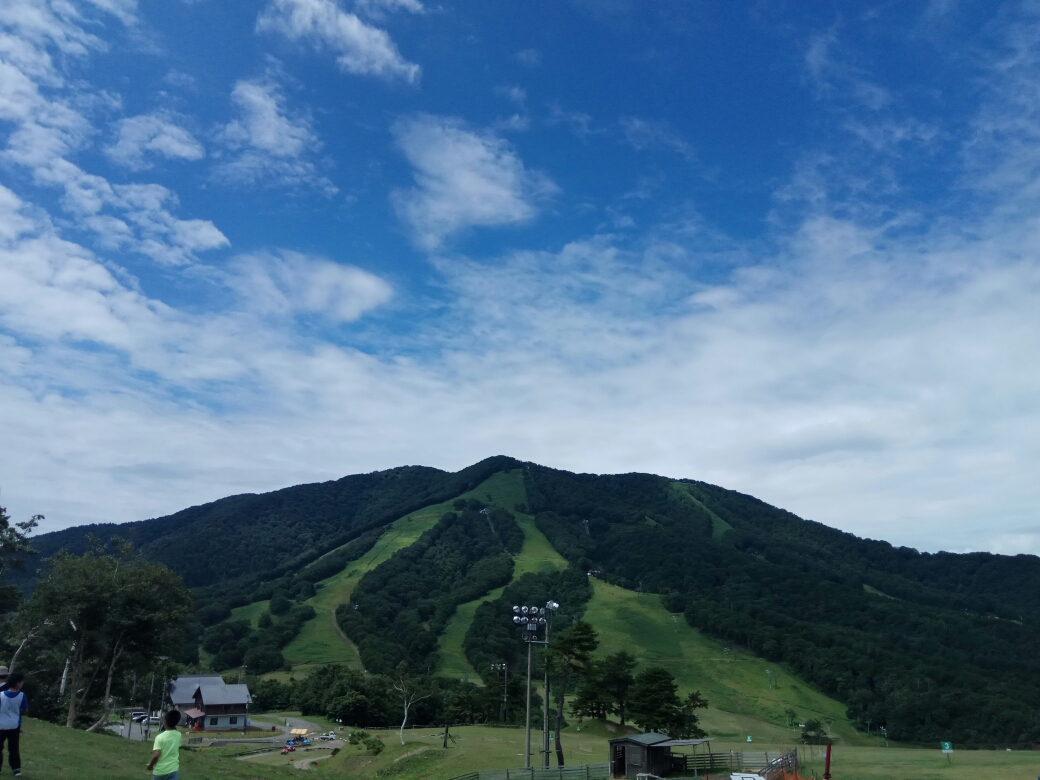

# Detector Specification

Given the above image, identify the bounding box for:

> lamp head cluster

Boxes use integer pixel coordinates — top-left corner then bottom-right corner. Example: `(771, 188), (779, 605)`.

(512, 605), (547, 625)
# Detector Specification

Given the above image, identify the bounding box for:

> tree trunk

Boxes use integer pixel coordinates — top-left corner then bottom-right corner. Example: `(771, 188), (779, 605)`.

(442, 721), (450, 749)
(72, 657), (104, 728)
(86, 639), (123, 733)
(65, 642), (86, 728)
(399, 698), (410, 745)
(8, 627), (40, 674)
(554, 669), (569, 766)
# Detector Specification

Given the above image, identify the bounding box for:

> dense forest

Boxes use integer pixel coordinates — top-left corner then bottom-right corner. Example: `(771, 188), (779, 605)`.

(463, 567), (592, 678)
(338, 501), (524, 674)
(524, 465), (1040, 746)
(15, 456), (1040, 745)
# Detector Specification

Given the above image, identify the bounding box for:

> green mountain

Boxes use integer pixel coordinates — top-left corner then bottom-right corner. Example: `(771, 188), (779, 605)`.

(19, 457), (1040, 746)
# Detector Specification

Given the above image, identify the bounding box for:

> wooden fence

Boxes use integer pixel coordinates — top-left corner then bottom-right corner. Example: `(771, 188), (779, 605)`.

(448, 762), (610, 780)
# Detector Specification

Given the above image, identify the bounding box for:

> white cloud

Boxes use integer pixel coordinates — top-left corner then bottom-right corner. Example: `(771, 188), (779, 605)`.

(106, 113), (205, 169)
(354, 0), (424, 17)
(392, 114), (558, 249)
(231, 251), (393, 322)
(0, 0), (227, 265)
(496, 85), (526, 108)
(547, 103), (595, 138)
(257, 0), (420, 83)
(214, 79), (336, 195)
(515, 48), (541, 67)
(805, 28), (890, 110)
(620, 116), (695, 160)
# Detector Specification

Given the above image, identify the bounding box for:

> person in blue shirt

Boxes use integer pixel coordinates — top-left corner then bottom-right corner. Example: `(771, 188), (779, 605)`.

(0, 671), (28, 776)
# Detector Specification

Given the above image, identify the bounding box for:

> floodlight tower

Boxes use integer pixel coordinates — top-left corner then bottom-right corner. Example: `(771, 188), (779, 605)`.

(512, 604), (547, 768)
(542, 600), (560, 766)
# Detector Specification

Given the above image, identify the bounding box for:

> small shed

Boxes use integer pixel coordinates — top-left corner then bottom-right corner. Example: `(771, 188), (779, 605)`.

(608, 733), (714, 779)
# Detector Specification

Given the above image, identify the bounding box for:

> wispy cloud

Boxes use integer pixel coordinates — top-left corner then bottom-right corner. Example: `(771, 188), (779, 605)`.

(804, 28), (890, 110)
(515, 48), (541, 67)
(214, 79), (336, 196)
(619, 116), (695, 161)
(257, 0), (420, 83)
(106, 113), (205, 169)
(391, 115), (558, 250)
(230, 251), (393, 323)
(547, 103), (595, 138)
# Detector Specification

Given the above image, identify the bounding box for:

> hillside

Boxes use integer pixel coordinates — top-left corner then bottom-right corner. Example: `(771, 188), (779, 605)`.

(19, 457), (1040, 746)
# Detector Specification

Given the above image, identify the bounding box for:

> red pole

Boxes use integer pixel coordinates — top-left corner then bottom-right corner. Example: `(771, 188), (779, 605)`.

(823, 743), (832, 779)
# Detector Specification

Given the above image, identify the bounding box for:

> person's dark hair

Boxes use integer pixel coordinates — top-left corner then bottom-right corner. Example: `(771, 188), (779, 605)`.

(164, 709), (181, 728)
(6, 672), (24, 688)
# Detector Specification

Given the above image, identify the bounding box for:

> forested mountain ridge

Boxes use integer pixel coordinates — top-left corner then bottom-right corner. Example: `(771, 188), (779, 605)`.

(18, 457), (1040, 745)
(18, 456), (524, 590)
(523, 464), (1040, 745)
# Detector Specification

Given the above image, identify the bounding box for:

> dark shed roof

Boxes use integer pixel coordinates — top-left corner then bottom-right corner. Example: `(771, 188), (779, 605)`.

(608, 732), (672, 746)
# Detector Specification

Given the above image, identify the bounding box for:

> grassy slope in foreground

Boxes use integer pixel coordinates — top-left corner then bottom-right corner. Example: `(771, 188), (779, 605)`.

(17, 718), (296, 780)
(436, 470), (568, 682)
(584, 578), (872, 745)
(273, 470), (533, 677)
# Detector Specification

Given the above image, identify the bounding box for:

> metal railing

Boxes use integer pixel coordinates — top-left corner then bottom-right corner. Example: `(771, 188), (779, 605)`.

(673, 748), (798, 776)
(448, 762), (610, 780)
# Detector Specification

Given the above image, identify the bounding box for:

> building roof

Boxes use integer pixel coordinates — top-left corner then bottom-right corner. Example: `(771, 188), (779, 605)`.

(198, 683), (253, 706)
(654, 738), (714, 748)
(169, 675), (251, 707)
(609, 732), (673, 746)
(169, 675), (223, 705)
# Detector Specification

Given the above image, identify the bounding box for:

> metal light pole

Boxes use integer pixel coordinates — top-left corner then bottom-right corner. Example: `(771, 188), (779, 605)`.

(512, 604), (548, 769)
(542, 600), (560, 766)
(490, 663), (508, 722)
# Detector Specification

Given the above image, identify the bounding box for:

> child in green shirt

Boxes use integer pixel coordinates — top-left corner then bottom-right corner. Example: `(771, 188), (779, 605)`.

(146, 710), (182, 780)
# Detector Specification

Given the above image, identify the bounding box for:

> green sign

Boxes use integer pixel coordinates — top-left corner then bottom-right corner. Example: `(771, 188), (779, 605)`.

(941, 742), (953, 753)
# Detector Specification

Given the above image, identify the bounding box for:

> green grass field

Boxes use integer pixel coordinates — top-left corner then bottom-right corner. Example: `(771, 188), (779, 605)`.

(17, 717), (297, 779)
(260, 721), (1040, 780)
(582, 578), (871, 745)
(18, 714), (1040, 780)
(231, 598), (270, 627)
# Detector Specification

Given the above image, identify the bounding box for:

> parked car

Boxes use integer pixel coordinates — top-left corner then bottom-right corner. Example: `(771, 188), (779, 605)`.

(319, 734), (334, 741)
(130, 711), (147, 723)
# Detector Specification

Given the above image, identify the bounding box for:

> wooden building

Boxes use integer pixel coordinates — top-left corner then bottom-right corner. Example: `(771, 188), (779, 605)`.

(608, 732), (714, 779)
(168, 674), (252, 729)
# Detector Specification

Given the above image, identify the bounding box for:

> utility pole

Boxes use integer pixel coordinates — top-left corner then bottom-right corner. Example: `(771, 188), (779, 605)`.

(542, 600), (559, 766)
(143, 674), (155, 740)
(490, 663), (508, 722)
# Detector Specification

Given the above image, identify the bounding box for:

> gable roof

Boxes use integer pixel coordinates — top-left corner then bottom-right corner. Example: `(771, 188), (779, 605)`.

(168, 675), (251, 707)
(169, 675), (223, 705)
(610, 732), (672, 746)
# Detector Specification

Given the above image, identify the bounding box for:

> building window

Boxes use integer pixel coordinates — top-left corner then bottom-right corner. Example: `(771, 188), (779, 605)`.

(210, 717), (218, 726)
(229, 717), (238, 725)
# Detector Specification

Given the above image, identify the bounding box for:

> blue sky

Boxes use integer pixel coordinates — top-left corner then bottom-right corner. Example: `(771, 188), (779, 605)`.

(2, 0), (1040, 554)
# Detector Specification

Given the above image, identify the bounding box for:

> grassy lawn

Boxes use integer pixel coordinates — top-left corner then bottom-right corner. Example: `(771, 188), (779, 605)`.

(18, 717), (298, 780)
(18, 715), (1040, 780)
(582, 578), (872, 745)
(231, 598), (271, 627)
